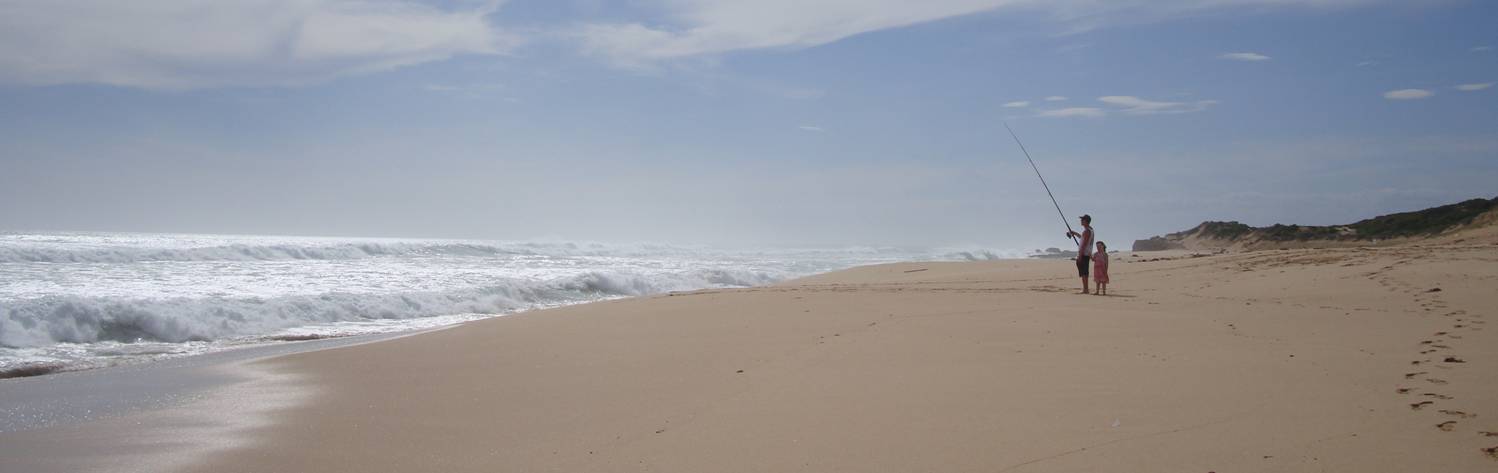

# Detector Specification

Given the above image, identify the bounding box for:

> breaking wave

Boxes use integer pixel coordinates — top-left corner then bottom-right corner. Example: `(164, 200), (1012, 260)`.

(939, 248), (1030, 261)
(0, 232), (1031, 375)
(0, 269), (779, 348)
(0, 240), (705, 264)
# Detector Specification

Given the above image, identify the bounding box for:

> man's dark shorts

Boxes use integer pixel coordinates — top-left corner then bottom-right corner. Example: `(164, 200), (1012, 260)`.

(1076, 254), (1090, 278)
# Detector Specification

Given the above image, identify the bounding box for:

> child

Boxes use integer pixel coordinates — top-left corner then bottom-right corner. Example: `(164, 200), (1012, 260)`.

(1091, 241), (1109, 295)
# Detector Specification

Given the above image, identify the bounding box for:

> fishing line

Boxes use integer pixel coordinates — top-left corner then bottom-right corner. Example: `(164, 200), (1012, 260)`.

(1004, 122), (1078, 244)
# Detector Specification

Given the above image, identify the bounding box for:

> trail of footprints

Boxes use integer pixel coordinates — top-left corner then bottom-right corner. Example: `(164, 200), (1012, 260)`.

(1378, 269), (1497, 460)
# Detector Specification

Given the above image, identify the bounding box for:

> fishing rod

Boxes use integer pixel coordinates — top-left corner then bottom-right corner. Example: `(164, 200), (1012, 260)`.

(1004, 122), (1078, 245)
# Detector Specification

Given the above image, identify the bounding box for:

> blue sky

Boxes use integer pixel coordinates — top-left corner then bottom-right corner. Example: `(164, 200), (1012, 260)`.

(1, 0), (1495, 249)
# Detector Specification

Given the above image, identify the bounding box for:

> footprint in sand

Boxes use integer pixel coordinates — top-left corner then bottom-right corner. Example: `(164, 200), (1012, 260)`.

(1437, 421), (1457, 431)
(1424, 393), (1454, 400)
(1439, 410), (1477, 419)
(1443, 357), (1466, 363)
(1483, 446), (1498, 459)
(1397, 388), (1415, 394)
(1406, 371), (1428, 379)
(1427, 378), (1449, 385)
(1480, 431), (1498, 437)
(1411, 401), (1434, 410)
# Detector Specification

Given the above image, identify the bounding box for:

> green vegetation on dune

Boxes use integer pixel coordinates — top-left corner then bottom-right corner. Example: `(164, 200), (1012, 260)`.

(1164, 221), (1252, 241)
(1258, 224), (1346, 242)
(1345, 197), (1498, 240)
(1197, 221), (1255, 239)
(1134, 196), (1498, 250)
(1248, 196), (1496, 242)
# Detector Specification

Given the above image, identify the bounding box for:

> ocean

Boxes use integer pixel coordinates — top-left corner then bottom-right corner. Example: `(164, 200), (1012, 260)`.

(0, 232), (1022, 375)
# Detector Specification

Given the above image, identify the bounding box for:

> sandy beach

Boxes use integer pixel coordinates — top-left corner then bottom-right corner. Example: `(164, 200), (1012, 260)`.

(4, 237), (1497, 472)
(6, 1), (1497, 471)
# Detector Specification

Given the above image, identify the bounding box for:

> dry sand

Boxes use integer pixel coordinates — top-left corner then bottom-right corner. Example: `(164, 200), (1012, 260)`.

(5, 242), (1498, 472)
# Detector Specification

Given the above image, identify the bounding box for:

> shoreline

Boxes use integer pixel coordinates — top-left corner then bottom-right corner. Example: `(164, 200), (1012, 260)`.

(5, 246), (1497, 472)
(0, 326), (467, 473)
(0, 327), (445, 432)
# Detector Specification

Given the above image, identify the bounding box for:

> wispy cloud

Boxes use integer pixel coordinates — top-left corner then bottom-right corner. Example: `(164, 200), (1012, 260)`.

(1472, 45), (1494, 52)
(1355, 61), (1379, 67)
(1037, 107), (1105, 118)
(1044, 96), (1068, 102)
(574, 1), (1389, 67)
(1218, 52), (1271, 61)
(0, 0), (516, 89)
(1002, 101), (1031, 108)
(798, 125), (825, 132)
(1455, 82), (1494, 92)
(1383, 89), (1434, 100)
(1098, 96), (1218, 114)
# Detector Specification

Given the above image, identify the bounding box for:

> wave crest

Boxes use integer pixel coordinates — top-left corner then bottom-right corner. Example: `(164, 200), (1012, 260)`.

(0, 269), (780, 348)
(0, 241), (547, 263)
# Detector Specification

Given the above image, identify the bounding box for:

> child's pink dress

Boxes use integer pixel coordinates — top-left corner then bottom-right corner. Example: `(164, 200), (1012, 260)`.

(1092, 252), (1109, 284)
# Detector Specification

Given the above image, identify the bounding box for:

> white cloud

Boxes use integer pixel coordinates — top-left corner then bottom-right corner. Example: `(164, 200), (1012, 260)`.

(1044, 96), (1068, 101)
(573, 1), (1013, 66)
(1098, 95), (1218, 114)
(0, 1), (1425, 88)
(1383, 89), (1433, 100)
(1355, 61), (1379, 67)
(798, 125), (825, 132)
(1472, 46), (1494, 52)
(574, 1), (1392, 66)
(1037, 107), (1105, 118)
(0, 0), (517, 89)
(1455, 82), (1494, 92)
(1218, 52), (1271, 61)
(1002, 101), (1031, 108)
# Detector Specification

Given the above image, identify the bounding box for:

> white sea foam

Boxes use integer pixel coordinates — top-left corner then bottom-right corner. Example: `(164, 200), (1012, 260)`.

(0, 232), (1021, 374)
(0, 269), (776, 347)
(0, 233), (704, 263)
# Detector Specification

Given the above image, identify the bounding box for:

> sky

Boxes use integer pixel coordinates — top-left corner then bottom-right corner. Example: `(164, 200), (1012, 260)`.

(1, 0), (1495, 250)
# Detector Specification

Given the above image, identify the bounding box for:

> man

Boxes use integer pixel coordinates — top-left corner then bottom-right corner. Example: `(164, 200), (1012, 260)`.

(1065, 214), (1094, 294)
